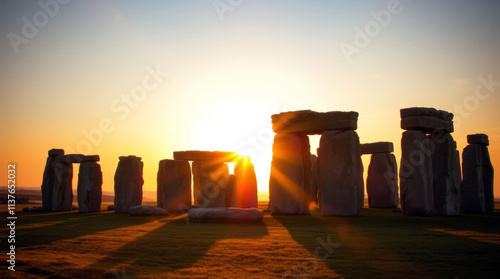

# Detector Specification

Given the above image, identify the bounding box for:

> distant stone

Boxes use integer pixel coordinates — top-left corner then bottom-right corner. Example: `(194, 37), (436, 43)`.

(157, 159), (192, 212)
(400, 107), (454, 121)
(467, 134), (489, 146)
(41, 155), (57, 210)
(366, 153), (399, 208)
(319, 130), (364, 216)
(234, 160), (258, 208)
(48, 149), (64, 157)
(173, 151), (239, 162)
(192, 161), (228, 208)
(482, 146), (494, 213)
(400, 130), (434, 216)
(55, 154), (100, 163)
(269, 133), (311, 214)
(360, 142), (394, 155)
(271, 110), (358, 134)
(188, 207), (264, 223)
(129, 205), (169, 216)
(107, 205), (115, 211)
(430, 133), (460, 216)
(461, 144), (485, 213)
(310, 155), (319, 205)
(401, 116), (454, 133)
(77, 162), (103, 213)
(52, 162), (73, 211)
(114, 156), (144, 213)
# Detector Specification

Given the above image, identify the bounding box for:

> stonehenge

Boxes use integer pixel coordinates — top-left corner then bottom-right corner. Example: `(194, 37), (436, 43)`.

(399, 107), (460, 216)
(157, 159), (192, 212)
(461, 134), (494, 213)
(41, 149), (102, 212)
(270, 110), (364, 216)
(234, 158), (258, 208)
(114, 156), (144, 213)
(361, 142), (399, 208)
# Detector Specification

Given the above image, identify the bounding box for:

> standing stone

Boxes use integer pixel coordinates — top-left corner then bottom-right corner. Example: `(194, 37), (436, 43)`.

(461, 144), (485, 213)
(366, 153), (399, 208)
(52, 161), (73, 211)
(430, 133), (460, 216)
(482, 146), (494, 213)
(319, 130), (364, 216)
(192, 161), (228, 208)
(77, 162), (103, 213)
(234, 160), (258, 208)
(310, 155), (319, 205)
(400, 130), (434, 216)
(41, 149), (64, 210)
(226, 174), (236, 207)
(157, 159), (192, 212)
(269, 133), (311, 214)
(114, 156), (144, 213)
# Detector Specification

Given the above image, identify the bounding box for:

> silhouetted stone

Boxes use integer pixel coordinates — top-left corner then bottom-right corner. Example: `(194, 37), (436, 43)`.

(310, 155), (319, 205)
(401, 116), (454, 133)
(360, 142), (394, 154)
(173, 151), (238, 162)
(366, 153), (399, 208)
(77, 162), (102, 213)
(157, 159), (192, 212)
(52, 161), (73, 211)
(400, 130), (434, 216)
(271, 110), (358, 134)
(129, 205), (169, 216)
(482, 146), (494, 213)
(114, 156), (144, 213)
(430, 133), (460, 216)
(269, 133), (311, 214)
(48, 148), (64, 157)
(226, 174), (237, 207)
(192, 161), (228, 208)
(41, 156), (58, 210)
(467, 134), (489, 146)
(400, 107), (454, 121)
(107, 205), (115, 211)
(461, 144), (485, 213)
(234, 160), (258, 208)
(188, 207), (264, 223)
(319, 130), (364, 216)
(54, 154), (100, 163)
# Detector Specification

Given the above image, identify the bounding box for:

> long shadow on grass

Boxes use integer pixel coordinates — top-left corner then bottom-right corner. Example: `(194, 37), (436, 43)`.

(76, 216), (269, 277)
(14, 211), (164, 248)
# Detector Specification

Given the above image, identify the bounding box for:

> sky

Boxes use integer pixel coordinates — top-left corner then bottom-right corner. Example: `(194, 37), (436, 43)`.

(1, 0), (499, 201)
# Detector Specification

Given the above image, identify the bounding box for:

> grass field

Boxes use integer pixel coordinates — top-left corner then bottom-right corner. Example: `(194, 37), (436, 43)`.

(1, 203), (499, 278)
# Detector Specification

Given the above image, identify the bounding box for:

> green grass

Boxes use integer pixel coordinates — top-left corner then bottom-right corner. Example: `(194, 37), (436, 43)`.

(1, 203), (499, 278)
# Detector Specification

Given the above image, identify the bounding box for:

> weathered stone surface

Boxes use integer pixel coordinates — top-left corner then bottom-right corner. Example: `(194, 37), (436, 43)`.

(400, 107), (454, 121)
(366, 153), (399, 208)
(48, 149), (64, 157)
(319, 130), (364, 216)
(52, 162), (73, 211)
(269, 133), (311, 214)
(114, 156), (144, 213)
(360, 142), (394, 155)
(310, 155), (319, 205)
(41, 156), (57, 210)
(467, 134), (489, 146)
(482, 146), (494, 213)
(400, 130), (434, 216)
(192, 161), (229, 208)
(188, 207), (264, 223)
(461, 144), (485, 213)
(430, 134), (460, 216)
(173, 151), (238, 162)
(271, 110), (358, 134)
(226, 174), (237, 207)
(401, 116), (454, 133)
(157, 159), (192, 212)
(129, 205), (169, 216)
(234, 160), (258, 208)
(55, 154), (100, 163)
(77, 162), (102, 213)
